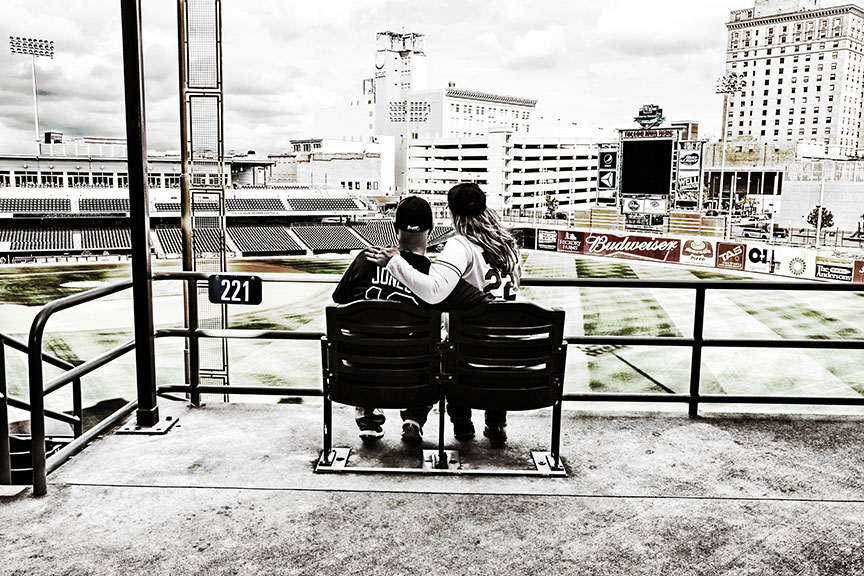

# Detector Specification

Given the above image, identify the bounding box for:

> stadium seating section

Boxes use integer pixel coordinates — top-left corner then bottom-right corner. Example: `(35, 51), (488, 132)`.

(226, 198), (286, 212)
(155, 228), (224, 254)
(154, 202), (220, 213)
(0, 198), (71, 213)
(293, 226), (367, 252)
(228, 226), (303, 254)
(0, 227), (73, 251)
(80, 198), (130, 213)
(351, 221), (398, 247)
(429, 226), (454, 243)
(285, 198), (363, 212)
(82, 227), (131, 250)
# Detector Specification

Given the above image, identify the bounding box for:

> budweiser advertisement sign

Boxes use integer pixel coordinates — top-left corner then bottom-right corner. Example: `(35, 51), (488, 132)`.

(582, 233), (680, 263)
(715, 242), (745, 271)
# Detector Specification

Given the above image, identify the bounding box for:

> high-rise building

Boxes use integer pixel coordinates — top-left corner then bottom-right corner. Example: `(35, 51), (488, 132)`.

(725, 0), (864, 157)
(316, 31), (537, 195)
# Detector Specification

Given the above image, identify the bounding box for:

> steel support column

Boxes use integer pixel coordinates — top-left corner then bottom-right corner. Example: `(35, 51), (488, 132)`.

(0, 342), (11, 485)
(120, 0), (159, 427)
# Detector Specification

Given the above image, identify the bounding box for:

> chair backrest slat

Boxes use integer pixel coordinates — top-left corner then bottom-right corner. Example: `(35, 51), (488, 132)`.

(448, 303), (566, 412)
(324, 301), (442, 409)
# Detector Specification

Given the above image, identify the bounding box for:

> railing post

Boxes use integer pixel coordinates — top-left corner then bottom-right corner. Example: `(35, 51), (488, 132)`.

(188, 277), (201, 407)
(689, 286), (707, 418)
(0, 341), (11, 485)
(121, 0), (159, 427)
(72, 378), (83, 438)
(28, 320), (47, 496)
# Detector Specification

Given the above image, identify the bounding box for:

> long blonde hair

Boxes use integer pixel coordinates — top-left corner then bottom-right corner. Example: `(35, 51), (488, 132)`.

(451, 208), (519, 277)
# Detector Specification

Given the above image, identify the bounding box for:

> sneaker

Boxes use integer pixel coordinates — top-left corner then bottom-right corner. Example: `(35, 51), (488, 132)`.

(401, 420), (423, 444)
(483, 424), (507, 447)
(358, 426), (384, 444)
(453, 421), (475, 441)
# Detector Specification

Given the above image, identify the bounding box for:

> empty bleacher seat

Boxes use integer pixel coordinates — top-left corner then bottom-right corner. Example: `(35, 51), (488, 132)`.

(227, 226), (303, 254)
(0, 227), (73, 251)
(154, 202), (220, 213)
(0, 198), (71, 213)
(284, 198), (363, 212)
(80, 198), (130, 213)
(82, 227), (131, 250)
(351, 221), (398, 247)
(156, 228), (223, 254)
(226, 198), (286, 212)
(292, 226), (366, 252)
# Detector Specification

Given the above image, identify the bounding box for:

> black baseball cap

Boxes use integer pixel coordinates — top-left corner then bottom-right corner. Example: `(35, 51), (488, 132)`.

(394, 196), (433, 232)
(448, 183), (486, 216)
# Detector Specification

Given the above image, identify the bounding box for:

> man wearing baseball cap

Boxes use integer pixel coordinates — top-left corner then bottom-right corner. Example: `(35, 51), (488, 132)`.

(333, 195), (488, 444)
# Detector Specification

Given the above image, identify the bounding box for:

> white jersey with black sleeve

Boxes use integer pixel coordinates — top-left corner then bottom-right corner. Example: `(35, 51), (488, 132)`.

(385, 234), (519, 304)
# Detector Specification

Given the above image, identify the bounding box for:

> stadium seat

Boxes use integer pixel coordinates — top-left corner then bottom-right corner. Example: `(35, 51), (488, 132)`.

(292, 225), (366, 252)
(227, 226), (303, 254)
(316, 300), (568, 475)
(318, 301), (444, 470)
(447, 303), (567, 471)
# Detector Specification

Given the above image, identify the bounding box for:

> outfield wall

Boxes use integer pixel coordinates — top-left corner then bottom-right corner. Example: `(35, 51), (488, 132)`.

(532, 228), (864, 283)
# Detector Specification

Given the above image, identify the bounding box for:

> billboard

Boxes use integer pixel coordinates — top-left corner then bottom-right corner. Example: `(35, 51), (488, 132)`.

(855, 260), (864, 283)
(814, 256), (855, 282)
(621, 139), (674, 197)
(744, 244), (776, 274)
(598, 150), (618, 194)
(557, 230), (584, 254)
(622, 197), (667, 214)
(537, 229), (558, 251)
(676, 141), (704, 195)
(772, 247), (816, 280)
(715, 242), (746, 271)
(582, 232), (680, 263)
(679, 239), (716, 267)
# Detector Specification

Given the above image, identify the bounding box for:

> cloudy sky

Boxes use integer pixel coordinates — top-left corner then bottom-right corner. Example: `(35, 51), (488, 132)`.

(0, 0), (848, 155)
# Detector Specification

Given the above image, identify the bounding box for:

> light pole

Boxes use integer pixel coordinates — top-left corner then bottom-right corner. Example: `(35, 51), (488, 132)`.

(716, 72), (747, 240)
(10, 36), (54, 154)
(815, 159), (827, 248)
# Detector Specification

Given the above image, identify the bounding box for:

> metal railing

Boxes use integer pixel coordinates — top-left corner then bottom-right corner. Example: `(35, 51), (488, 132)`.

(1, 331), (84, 486)
(18, 271), (864, 496)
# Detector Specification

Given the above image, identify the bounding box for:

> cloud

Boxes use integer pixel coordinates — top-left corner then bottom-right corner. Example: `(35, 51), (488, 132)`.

(503, 25), (568, 69)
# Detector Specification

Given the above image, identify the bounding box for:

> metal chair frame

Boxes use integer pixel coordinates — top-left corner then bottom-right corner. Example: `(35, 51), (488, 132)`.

(316, 301), (567, 476)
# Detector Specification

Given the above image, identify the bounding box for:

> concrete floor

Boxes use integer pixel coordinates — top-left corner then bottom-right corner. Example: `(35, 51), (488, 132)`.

(3, 400), (864, 575)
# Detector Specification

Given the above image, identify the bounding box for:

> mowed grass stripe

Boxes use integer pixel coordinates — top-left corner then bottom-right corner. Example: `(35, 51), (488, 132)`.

(520, 251), (591, 393)
(731, 290), (864, 340)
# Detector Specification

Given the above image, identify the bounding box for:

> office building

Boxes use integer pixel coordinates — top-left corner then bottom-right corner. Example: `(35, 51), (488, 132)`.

(725, 0), (864, 157)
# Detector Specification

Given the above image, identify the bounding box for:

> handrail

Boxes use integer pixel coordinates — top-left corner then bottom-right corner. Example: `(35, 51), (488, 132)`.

(21, 270), (864, 496)
(1, 331), (84, 486)
(28, 279), (134, 495)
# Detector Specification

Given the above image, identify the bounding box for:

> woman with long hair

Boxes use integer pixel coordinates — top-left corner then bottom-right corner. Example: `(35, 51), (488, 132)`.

(366, 182), (521, 445)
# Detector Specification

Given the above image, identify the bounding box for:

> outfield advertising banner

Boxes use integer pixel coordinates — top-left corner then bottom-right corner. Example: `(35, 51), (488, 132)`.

(855, 260), (864, 283)
(582, 232), (680, 263)
(772, 246), (816, 280)
(814, 256), (855, 282)
(538, 229), (558, 251)
(557, 230), (584, 254)
(679, 238), (716, 267)
(715, 242), (746, 271)
(744, 244), (776, 274)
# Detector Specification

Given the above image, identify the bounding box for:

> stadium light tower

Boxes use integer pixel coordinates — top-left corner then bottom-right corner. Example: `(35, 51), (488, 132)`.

(716, 72), (747, 240)
(10, 36), (55, 153)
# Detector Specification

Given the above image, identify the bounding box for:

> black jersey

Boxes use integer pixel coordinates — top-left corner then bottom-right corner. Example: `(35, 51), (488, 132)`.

(333, 250), (489, 310)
